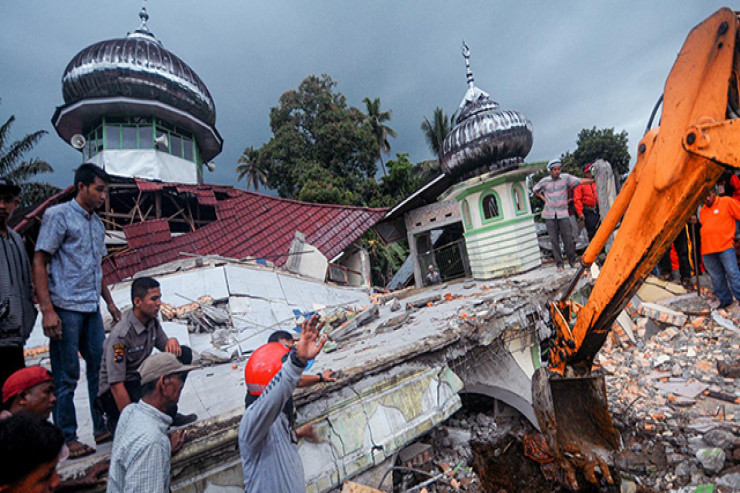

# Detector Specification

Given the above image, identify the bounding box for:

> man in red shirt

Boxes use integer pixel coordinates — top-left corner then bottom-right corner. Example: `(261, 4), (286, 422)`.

(574, 163), (599, 240)
(699, 187), (740, 309)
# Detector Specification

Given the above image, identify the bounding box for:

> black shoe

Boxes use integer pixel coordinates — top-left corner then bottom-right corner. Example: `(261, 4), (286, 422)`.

(172, 412), (197, 427)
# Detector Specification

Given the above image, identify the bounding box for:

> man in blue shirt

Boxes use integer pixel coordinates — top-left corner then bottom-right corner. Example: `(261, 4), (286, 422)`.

(33, 163), (121, 458)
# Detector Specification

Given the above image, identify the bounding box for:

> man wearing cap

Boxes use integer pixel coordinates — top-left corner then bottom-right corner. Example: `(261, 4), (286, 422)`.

(107, 352), (197, 493)
(33, 163), (122, 456)
(533, 159), (593, 271)
(574, 163), (600, 241)
(0, 178), (36, 390)
(0, 366), (56, 420)
(98, 276), (196, 432)
(239, 316), (326, 493)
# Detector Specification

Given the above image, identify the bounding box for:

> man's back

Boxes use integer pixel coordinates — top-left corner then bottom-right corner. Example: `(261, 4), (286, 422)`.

(239, 359), (305, 493)
(107, 401), (171, 493)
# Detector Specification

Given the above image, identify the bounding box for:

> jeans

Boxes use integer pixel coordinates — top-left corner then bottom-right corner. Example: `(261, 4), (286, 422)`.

(545, 217), (576, 267)
(703, 248), (740, 306)
(50, 307), (106, 442)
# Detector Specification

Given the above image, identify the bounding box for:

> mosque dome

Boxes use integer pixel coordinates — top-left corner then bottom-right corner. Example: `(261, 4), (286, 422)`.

(52, 6), (222, 162)
(441, 43), (533, 178)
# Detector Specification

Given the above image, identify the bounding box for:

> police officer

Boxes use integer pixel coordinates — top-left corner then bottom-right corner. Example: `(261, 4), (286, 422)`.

(97, 276), (196, 432)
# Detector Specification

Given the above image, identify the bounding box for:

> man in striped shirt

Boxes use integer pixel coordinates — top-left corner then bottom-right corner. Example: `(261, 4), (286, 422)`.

(534, 159), (593, 271)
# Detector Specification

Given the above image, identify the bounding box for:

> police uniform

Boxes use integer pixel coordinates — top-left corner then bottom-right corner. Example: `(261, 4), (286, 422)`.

(97, 308), (191, 431)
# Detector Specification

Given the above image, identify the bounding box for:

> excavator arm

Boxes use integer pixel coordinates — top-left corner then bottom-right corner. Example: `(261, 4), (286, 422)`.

(533, 8), (740, 490)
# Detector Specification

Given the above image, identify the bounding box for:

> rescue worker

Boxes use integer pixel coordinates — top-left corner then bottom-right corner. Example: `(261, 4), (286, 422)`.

(238, 315), (326, 492)
(98, 276), (197, 433)
(699, 186), (740, 310)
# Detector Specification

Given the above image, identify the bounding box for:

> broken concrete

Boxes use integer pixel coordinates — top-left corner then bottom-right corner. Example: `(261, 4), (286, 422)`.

(49, 260), (574, 492)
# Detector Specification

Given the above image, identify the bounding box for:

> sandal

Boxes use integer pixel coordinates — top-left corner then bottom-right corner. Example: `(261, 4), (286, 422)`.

(67, 440), (95, 459)
(94, 431), (112, 445)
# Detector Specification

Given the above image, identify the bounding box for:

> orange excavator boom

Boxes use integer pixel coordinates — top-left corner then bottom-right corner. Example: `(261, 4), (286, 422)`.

(534, 8), (740, 490)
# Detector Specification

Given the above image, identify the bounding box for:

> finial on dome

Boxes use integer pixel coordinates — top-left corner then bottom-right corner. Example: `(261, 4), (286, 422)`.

(462, 41), (474, 90)
(139, 0), (150, 32)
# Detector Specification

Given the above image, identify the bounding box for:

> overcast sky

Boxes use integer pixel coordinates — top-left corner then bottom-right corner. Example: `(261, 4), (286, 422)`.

(0, 1), (731, 190)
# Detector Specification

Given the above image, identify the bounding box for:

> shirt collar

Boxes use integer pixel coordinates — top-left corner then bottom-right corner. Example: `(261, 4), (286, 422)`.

(127, 308), (156, 335)
(138, 400), (173, 427)
(69, 197), (95, 220)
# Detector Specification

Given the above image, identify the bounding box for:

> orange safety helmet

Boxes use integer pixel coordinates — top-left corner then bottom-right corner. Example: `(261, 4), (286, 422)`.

(244, 342), (291, 396)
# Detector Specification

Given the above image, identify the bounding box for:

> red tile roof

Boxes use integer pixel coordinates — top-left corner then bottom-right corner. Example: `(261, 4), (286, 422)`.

(100, 180), (387, 284)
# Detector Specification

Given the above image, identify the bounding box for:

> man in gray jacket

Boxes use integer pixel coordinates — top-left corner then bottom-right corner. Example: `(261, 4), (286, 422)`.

(0, 178), (36, 390)
(239, 316), (326, 492)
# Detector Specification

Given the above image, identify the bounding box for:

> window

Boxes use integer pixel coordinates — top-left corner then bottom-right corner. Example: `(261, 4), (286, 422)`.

(121, 125), (137, 149)
(482, 193), (501, 220)
(82, 116), (198, 162)
(512, 184), (527, 215)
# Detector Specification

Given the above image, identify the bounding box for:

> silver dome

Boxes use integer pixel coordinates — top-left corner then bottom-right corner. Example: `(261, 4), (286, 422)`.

(441, 43), (533, 178)
(61, 25), (215, 126)
(52, 6), (222, 161)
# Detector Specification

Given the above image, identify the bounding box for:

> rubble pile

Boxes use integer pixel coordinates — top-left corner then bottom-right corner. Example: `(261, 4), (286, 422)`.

(598, 282), (740, 491)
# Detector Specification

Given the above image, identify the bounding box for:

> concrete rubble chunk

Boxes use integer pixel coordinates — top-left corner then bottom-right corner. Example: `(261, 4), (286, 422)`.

(199, 347), (235, 364)
(696, 448), (726, 475)
(703, 429), (735, 449)
(637, 302), (688, 327)
(330, 305), (380, 342)
(405, 294), (443, 310)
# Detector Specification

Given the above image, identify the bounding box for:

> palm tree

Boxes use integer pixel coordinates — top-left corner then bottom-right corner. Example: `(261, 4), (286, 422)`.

(363, 97), (397, 177)
(1, 106), (55, 205)
(421, 107), (456, 161)
(236, 145), (267, 191)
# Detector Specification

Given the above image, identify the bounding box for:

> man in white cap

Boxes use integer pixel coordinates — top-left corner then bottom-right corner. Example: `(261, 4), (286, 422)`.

(534, 159), (593, 271)
(107, 352), (198, 493)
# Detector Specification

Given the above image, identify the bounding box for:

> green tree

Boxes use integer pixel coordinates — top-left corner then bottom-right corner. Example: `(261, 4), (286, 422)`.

(1, 106), (57, 206)
(236, 145), (267, 191)
(362, 97), (397, 177)
(362, 229), (408, 287)
(421, 107), (456, 160)
(257, 74), (378, 205)
(564, 127), (631, 176)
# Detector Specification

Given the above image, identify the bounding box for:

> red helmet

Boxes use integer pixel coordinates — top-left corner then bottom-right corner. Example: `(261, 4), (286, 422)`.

(244, 343), (290, 396)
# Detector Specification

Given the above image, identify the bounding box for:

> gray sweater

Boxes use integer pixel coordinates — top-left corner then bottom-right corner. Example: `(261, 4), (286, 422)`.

(0, 229), (36, 348)
(239, 352), (305, 493)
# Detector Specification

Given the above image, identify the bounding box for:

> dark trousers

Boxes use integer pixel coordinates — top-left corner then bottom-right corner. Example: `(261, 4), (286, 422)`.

(545, 217), (576, 267)
(98, 346), (192, 433)
(583, 208), (600, 240)
(0, 346), (25, 391)
(659, 227), (691, 279)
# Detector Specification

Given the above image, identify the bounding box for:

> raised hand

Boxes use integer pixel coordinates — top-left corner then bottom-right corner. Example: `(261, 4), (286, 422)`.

(295, 315), (326, 365)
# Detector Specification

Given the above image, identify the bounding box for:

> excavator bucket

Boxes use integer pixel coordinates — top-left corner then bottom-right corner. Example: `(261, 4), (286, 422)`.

(532, 368), (621, 489)
(531, 301), (621, 489)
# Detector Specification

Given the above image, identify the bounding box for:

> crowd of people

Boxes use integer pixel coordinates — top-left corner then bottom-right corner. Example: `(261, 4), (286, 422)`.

(533, 159), (740, 310)
(0, 163), (338, 491)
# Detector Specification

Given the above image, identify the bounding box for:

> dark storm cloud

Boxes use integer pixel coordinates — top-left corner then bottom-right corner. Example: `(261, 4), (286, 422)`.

(0, 1), (730, 189)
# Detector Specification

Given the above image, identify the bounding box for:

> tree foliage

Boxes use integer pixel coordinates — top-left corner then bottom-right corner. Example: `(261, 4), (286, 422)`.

(257, 75), (378, 205)
(1, 103), (57, 205)
(236, 145), (267, 191)
(421, 107), (456, 161)
(561, 127), (630, 176)
(363, 97), (397, 176)
(362, 229), (408, 287)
